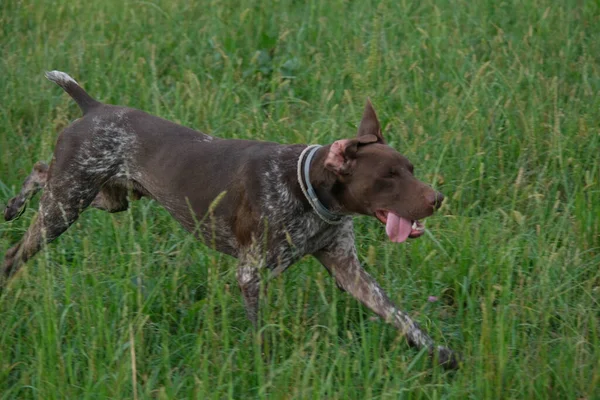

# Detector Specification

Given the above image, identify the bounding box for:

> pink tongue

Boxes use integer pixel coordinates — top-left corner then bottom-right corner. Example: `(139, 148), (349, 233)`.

(385, 213), (412, 243)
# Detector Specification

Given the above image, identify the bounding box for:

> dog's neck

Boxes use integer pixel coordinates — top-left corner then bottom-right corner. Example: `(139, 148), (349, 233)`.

(281, 145), (344, 220)
(296, 145), (344, 224)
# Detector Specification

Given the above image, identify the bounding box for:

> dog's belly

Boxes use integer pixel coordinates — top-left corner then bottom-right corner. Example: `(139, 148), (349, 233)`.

(143, 187), (348, 271)
(137, 190), (242, 257)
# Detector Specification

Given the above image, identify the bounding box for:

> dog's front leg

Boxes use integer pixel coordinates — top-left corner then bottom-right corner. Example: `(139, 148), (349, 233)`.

(236, 258), (261, 328)
(313, 238), (459, 369)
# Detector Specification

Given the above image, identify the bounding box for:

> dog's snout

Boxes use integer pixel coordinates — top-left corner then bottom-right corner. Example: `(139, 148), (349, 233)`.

(426, 191), (444, 210)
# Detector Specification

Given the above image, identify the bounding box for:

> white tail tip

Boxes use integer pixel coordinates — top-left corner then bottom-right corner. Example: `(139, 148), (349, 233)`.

(45, 70), (78, 86)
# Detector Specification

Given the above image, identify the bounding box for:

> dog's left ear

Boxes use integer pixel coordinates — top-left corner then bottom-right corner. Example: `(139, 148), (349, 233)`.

(357, 98), (386, 144)
(324, 135), (378, 175)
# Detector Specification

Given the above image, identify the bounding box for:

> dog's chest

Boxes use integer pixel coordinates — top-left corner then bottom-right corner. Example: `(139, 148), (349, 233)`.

(265, 212), (349, 271)
(259, 157), (351, 269)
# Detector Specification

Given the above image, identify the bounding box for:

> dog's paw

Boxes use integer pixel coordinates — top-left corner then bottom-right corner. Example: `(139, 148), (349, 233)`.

(433, 346), (461, 370)
(3, 197), (26, 221)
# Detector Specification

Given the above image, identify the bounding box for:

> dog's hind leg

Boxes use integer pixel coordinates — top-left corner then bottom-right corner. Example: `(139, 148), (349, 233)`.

(4, 162), (49, 221)
(88, 179), (145, 214)
(4, 163), (139, 221)
(2, 169), (101, 283)
(90, 184), (131, 213)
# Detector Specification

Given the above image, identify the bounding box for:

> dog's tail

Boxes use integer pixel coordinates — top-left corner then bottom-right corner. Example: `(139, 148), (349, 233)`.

(45, 71), (101, 114)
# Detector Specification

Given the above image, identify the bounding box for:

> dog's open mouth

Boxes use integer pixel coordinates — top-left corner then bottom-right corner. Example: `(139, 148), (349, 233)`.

(375, 210), (425, 243)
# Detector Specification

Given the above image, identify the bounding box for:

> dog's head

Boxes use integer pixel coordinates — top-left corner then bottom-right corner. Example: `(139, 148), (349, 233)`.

(324, 99), (444, 243)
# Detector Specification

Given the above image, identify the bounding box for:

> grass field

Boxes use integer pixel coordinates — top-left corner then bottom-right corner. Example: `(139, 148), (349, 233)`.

(1, 0), (599, 398)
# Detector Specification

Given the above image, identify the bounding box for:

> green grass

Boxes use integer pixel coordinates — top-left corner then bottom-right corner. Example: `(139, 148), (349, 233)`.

(1, 0), (599, 398)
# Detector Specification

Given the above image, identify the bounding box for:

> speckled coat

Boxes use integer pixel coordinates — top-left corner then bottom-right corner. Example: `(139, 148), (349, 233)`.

(2, 71), (459, 369)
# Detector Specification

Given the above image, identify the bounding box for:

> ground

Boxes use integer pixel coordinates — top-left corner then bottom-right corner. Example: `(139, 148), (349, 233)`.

(0, 0), (599, 398)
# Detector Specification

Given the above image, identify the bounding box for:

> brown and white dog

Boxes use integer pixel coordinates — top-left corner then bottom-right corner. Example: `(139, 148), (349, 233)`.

(2, 71), (458, 369)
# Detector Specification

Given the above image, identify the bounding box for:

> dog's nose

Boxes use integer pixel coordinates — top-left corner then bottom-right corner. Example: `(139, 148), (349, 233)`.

(426, 191), (444, 210)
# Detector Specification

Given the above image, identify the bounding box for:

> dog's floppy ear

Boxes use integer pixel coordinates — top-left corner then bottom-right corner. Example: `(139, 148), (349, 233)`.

(357, 98), (386, 144)
(324, 135), (378, 175)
